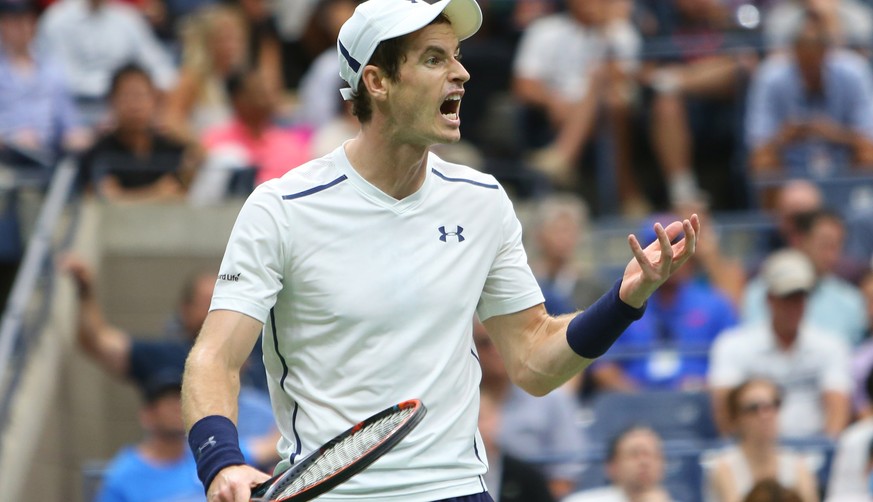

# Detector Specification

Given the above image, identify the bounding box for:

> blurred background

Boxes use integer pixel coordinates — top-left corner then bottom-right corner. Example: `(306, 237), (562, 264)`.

(2, 0), (873, 500)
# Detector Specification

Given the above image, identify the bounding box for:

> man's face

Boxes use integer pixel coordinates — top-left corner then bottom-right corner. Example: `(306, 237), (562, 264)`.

(381, 22), (470, 147)
(607, 429), (665, 491)
(794, 24), (829, 79)
(566, 0), (607, 26)
(112, 74), (157, 131)
(233, 73), (275, 125)
(141, 391), (185, 438)
(538, 211), (580, 264)
(768, 292), (807, 336)
(802, 218), (844, 275)
(0, 12), (34, 54)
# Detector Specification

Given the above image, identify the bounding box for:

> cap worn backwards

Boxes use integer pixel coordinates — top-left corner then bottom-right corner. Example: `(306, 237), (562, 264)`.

(336, 0), (483, 100)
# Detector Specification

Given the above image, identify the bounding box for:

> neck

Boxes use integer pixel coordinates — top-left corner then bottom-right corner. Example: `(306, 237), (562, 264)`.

(624, 486), (668, 502)
(345, 127), (429, 200)
(3, 46), (32, 64)
(241, 117), (269, 138)
(740, 438), (775, 463)
(116, 126), (152, 155)
(139, 435), (186, 462)
(772, 327), (797, 350)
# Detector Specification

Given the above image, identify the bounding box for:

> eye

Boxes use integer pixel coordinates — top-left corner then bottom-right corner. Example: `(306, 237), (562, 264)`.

(455, 53), (463, 62)
(425, 56), (440, 65)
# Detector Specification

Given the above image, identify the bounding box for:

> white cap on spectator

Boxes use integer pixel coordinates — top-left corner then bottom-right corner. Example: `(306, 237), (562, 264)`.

(762, 249), (816, 297)
(337, 0), (482, 100)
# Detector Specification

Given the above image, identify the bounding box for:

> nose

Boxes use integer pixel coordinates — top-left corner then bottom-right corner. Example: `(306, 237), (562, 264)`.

(452, 58), (470, 84)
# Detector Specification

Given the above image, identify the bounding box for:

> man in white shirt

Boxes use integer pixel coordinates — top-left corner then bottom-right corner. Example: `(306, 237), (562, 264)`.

(37, 0), (176, 121)
(180, 1), (700, 501)
(710, 249), (852, 438)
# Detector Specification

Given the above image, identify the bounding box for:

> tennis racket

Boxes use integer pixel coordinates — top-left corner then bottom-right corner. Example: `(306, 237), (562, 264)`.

(250, 399), (427, 502)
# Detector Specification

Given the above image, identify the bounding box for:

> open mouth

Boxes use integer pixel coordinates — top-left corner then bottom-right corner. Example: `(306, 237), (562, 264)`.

(440, 95), (461, 121)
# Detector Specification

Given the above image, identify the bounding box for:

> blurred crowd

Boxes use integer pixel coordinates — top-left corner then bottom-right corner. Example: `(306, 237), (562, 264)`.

(2, 0), (873, 500)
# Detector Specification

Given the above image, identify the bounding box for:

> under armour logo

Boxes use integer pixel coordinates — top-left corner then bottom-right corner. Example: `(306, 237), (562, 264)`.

(197, 436), (217, 458)
(438, 226), (465, 242)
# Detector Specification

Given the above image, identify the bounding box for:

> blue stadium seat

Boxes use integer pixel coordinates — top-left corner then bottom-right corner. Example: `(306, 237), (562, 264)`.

(589, 391), (719, 443)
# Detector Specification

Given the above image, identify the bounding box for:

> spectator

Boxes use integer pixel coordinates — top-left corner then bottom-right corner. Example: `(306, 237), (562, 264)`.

(36, 0), (177, 124)
(743, 479), (804, 502)
(295, 0), (359, 130)
(742, 209), (867, 346)
(474, 318), (583, 500)
(850, 272), (873, 417)
(763, 180), (824, 254)
(94, 366), (206, 502)
(0, 0), (89, 163)
(562, 426), (674, 502)
(764, 0), (873, 51)
(591, 216), (737, 392)
(638, 0), (757, 207)
(745, 10), (873, 178)
(512, 0), (647, 214)
(196, 67), (310, 199)
(478, 387), (556, 502)
(162, 3), (280, 140)
(60, 255), (276, 459)
(79, 64), (191, 202)
(710, 249), (852, 439)
(828, 366), (873, 498)
(706, 379), (819, 502)
(529, 194), (607, 315)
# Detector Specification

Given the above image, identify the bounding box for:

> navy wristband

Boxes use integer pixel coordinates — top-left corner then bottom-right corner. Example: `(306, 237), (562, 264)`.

(566, 279), (646, 359)
(188, 415), (247, 493)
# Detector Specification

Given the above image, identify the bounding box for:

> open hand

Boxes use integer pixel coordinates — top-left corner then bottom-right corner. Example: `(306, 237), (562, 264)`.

(619, 214), (700, 308)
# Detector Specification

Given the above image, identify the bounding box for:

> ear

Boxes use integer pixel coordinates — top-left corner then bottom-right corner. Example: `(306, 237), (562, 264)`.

(361, 65), (390, 102)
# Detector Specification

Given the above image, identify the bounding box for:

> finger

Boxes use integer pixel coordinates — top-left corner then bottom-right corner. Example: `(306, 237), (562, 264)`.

(654, 223), (674, 273)
(628, 234), (656, 275)
(671, 219), (699, 269)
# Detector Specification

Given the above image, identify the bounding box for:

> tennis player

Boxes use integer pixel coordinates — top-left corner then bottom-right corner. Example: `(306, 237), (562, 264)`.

(181, 0), (700, 501)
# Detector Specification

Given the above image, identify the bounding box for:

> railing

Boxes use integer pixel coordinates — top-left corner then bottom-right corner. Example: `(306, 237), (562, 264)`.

(0, 157), (80, 448)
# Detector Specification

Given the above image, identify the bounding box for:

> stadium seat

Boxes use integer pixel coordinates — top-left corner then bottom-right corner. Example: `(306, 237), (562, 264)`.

(589, 390), (719, 443)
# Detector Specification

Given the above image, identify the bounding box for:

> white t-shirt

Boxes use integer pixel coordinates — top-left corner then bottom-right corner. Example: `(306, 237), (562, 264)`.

(513, 13), (641, 102)
(211, 145), (545, 501)
(708, 323), (852, 438)
(827, 418), (873, 498)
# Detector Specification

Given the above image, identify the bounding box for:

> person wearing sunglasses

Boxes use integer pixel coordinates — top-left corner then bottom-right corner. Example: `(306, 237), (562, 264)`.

(706, 379), (819, 502)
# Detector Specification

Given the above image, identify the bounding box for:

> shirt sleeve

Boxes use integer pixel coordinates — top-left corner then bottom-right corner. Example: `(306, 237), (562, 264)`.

(476, 186), (544, 321)
(707, 330), (747, 388)
(210, 185), (287, 323)
(819, 337), (853, 393)
(846, 57), (873, 139)
(128, 9), (177, 91)
(512, 20), (551, 82)
(745, 59), (785, 148)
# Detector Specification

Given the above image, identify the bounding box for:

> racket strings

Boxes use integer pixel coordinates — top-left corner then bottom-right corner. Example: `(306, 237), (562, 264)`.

(273, 407), (416, 498)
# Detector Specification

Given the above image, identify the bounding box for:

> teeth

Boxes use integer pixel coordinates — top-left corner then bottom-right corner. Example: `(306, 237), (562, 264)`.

(442, 112), (458, 120)
(446, 95), (461, 101)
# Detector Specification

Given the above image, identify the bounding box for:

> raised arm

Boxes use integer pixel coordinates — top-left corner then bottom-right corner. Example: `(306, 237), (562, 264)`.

(484, 215), (699, 396)
(182, 309), (271, 501)
(61, 256), (133, 378)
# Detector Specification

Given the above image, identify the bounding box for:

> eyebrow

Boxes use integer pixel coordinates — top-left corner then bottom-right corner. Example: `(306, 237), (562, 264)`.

(421, 45), (460, 57)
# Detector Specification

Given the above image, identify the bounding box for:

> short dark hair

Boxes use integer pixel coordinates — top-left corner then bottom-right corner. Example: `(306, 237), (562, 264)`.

(606, 425), (658, 462)
(109, 63), (153, 97)
(350, 13), (451, 123)
(794, 208), (844, 237)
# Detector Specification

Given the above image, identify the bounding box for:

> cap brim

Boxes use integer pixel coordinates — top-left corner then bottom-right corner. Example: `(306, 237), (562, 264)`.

(381, 0), (482, 43)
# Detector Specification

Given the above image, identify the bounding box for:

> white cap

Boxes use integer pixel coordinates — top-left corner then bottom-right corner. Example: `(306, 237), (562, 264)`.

(762, 249), (816, 297)
(337, 0), (483, 100)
